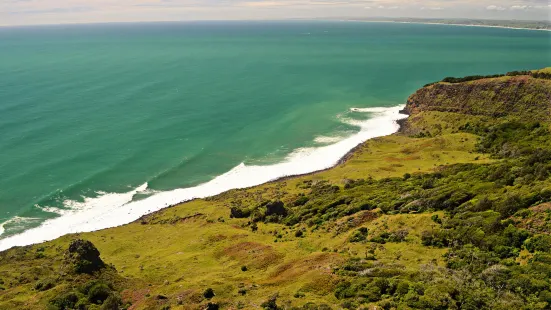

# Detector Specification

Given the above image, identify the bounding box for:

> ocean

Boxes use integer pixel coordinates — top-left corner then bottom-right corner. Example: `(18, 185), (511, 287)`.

(0, 21), (549, 249)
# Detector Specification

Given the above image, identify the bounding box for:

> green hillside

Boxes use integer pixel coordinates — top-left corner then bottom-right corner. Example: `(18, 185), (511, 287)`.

(1, 69), (551, 310)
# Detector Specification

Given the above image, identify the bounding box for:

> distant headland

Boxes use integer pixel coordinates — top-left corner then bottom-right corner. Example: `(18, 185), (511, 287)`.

(316, 17), (551, 31)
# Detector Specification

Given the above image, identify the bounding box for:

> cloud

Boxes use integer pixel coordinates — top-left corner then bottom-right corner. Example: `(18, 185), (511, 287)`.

(232, 0), (372, 8)
(1, 0), (549, 26)
(509, 4), (551, 10)
(486, 5), (506, 10)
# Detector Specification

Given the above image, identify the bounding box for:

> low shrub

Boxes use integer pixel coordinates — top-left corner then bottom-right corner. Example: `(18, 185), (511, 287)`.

(34, 278), (55, 291)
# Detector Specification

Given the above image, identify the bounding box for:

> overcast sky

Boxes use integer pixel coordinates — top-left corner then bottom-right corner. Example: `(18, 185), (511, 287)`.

(1, 0), (550, 26)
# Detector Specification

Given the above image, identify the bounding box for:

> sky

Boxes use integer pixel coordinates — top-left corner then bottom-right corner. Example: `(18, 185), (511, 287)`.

(1, 0), (550, 26)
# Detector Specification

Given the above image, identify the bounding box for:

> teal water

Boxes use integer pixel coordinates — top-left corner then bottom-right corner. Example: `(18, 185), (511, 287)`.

(0, 21), (550, 243)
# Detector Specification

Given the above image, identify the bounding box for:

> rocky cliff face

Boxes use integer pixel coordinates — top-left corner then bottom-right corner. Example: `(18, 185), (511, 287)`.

(404, 74), (551, 121)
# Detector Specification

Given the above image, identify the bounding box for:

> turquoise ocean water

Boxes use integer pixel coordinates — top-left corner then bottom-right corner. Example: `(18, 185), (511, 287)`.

(0, 21), (550, 246)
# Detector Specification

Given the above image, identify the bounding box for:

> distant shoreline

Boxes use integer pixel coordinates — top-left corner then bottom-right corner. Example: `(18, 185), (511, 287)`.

(3, 19), (551, 31)
(342, 19), (551, 32)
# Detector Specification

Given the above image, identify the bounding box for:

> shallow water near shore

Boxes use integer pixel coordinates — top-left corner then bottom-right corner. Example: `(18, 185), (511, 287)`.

(0, 21), (550, 249)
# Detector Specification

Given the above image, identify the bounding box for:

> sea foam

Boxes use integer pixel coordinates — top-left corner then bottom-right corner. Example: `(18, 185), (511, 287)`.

(314, 135), (346, 144)
(0, 216), (42, 236)
(0, 105), (407, 251)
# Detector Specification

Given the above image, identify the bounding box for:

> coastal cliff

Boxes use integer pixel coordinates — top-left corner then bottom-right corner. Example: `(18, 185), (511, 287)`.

(2, 69), (551, 310)
(400, 70), (551, 137)
(404, 74), (551, 120)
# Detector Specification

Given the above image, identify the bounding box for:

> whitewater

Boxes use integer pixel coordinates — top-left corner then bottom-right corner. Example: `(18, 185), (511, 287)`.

(0, 106), (406, 251)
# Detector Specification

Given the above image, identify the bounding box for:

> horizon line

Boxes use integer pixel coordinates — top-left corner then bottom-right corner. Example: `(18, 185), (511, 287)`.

(1, 16), (550, 29)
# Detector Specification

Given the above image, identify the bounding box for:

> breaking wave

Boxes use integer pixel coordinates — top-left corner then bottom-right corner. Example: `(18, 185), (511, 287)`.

(0, 105), (406, 251)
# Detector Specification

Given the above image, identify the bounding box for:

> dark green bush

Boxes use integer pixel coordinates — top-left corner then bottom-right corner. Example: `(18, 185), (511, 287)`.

(395, 281), (409, 296)
(88, 283), (111, 304)
(525, 235), (551, 253)
(35, 278), (55, 291)
(206, 302), (219, 310)
(442, 74), (505, 83)
(293, 196), (309, 206)
(431, 214), (442, 224)
(67, 239), (105, 274)
(100, 294), (122, 310)
(265, 201), (287, 216)
(203, 288), (215, 299)
(50, 292), (80, 310)
(230, 207), (251, 218)
(261, 294), (279, 309)
(349, 228), (368, 243)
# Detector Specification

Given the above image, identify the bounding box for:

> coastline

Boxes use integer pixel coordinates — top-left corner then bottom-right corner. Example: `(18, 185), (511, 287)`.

(138, 113), (408, 222)
(3, 19), (544, 250)
(0, 106), (408, 251)
(342, 19), (551, 32)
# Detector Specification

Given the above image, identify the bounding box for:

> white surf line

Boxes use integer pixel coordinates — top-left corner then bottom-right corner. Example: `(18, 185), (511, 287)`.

(0, 105), (407, 251)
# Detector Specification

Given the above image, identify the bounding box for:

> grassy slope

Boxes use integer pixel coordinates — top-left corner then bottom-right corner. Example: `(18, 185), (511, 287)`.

(1, 70), (550, 310)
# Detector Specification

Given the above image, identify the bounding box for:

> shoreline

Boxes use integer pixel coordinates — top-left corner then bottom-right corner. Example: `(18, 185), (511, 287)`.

(0, 106), (408, 251)
(166, 110), (411, 192)
(3, 19), (550, 32)
(138, 118), (406, 222)
(342, 20), (551, 32)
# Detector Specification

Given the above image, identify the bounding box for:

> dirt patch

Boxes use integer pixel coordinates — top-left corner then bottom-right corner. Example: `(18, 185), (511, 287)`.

(333, 210), (380, 235)
(513, 203), (551, 234)
(207, 234), (228, 244)
(176, 289), (203, 304)
(179, 213), (205, 223)
(122, 288), (150, 310)
(229, 233), (249, 240)
(268, 252), (343, 285)
(300, 273), (341, 295)
(139, 212), (204, 225)
(217, 241), (284, 270)
(384, 157), (402, 162)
